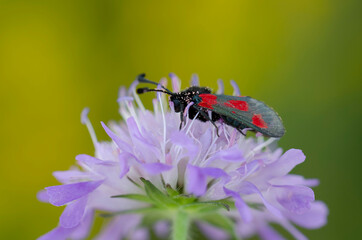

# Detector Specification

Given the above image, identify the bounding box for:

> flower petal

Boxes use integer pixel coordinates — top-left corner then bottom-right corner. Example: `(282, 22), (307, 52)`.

(187, 165), (228, 196)
(224, 187), (252, 223)
(101, 121), (132, 152)
(53, 170), (96, 184)
(235, 181), (283, 219)
(269, 149), (305, 177)
(69, 209), (94, 239)
(216, 79), (224, 94)
(230, 80), (241, 96)
(60, 196), (88, 228)
(154, 221), (170, 238)
(269, 174), (320, 187)
(206, 146), (244, 165)
(186, 165), (207, 196)
(119, 152), (130, 178)
(170, 131), (199, 159)
(46, 180), (103, 206)
(258, 224), (286, 240)
(94, 215), (142, 240)
(37, 190), (49, 203)
(131, 228), (149, 240)
(191, 73), (199, 86)
(198, 222), (229, 240)
(169, 73), (181, 92)
(37, 226), (74, 240)
(142, 163), (173, 175)
(81, 107), (90, 124)
(250, 149), (305, 187)
(288, 201), (328, 229)
(76, 154), (117, 166)
(273, 185), (315, 214)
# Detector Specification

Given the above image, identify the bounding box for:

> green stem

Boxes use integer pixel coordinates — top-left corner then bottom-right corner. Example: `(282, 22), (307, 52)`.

(172, 210), (189, 240)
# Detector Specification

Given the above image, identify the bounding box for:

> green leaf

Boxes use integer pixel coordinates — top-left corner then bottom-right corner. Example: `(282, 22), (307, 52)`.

(172, 210), (189, 240)
(99, 207), (156, 218)
(140, 178), (178, 208)
(197, 213), (237, 240)
(173, 194), (197, 205)
(183, 201), (230, 213)
(165, 184), (179, 197)
(140, 211), (171, 227)
(111, 194), (152, 203)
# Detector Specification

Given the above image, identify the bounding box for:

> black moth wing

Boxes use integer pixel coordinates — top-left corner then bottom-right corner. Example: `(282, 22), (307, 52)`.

(211, 95), (285, 137)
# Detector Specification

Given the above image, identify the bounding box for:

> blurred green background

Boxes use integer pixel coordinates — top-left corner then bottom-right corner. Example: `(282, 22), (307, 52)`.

(0, 0), (361, 239)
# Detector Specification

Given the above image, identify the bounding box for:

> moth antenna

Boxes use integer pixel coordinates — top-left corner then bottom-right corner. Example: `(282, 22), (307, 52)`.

(136, 87), (172, 95)
(137, 73), (173, 94)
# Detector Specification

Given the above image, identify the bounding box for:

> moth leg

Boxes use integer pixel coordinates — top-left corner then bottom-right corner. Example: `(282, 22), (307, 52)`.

(179, 113), (184, 130)
(237, 128), (246, 136)
(194, 106), (220, 137)
(179, 103), (185, 130)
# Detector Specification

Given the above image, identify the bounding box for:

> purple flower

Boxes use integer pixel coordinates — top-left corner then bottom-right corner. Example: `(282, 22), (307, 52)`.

(38, 74), (328, 240)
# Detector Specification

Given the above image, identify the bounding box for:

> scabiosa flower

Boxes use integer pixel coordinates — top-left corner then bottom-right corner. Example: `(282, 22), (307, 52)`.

(38, 74), (328, 240)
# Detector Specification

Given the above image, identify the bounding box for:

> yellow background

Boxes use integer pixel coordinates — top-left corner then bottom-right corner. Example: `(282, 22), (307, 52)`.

(0, 0), (361, 239)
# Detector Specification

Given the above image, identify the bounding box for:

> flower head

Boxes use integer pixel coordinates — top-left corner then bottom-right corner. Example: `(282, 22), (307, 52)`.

(38, 74), (328, 240)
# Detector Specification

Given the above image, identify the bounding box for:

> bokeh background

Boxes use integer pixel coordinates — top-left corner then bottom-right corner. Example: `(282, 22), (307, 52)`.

(0, 0), (361, 239)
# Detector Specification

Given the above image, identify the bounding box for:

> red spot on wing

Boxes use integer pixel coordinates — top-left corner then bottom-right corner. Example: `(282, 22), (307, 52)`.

(224, 100), (249, 111)
(252, 114), (268, 128)
(198, 94), (217, 109)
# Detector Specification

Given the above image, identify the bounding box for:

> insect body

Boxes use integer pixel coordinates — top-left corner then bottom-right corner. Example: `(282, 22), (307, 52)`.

(136, 74), (285, 138)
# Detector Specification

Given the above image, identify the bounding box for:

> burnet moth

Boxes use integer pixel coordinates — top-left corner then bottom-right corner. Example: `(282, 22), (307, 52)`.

(136, 74), (285, 138)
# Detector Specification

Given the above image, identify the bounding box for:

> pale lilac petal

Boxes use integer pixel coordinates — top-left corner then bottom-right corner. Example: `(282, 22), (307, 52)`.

(279, 220), (307, 240)
(237, 159), (262, 176)
(186, 165), (207, 196)
(187, 165), (228, 196)
(52, 170), (96, 184)
(132, 228), (149, 240)
(69, 209), (94, 239)
(126, 117), (161, 160)
(142, 163), (172, 175)
(95, 215), (142, 240)
(230, 80), (241, 96)
(216, 79), (224, 94)
(101, 121), (132, 152)
(128, 79), (139, 95)
(224, 187), (252, 222)
(60, 196), (88, 228)
(76, 154), (117, 166)
(198, 221), (229, 240)
(191, 73), (199, 86)
(253, 149), (305, 185)
(270, 149), (305, 176)
(258, 225), (286, 240)
(288, 201), (328, 229)
(37, 226), (74, 240)
(236, 182), (283, 219)
(118, 86), (127, 99)
(154, 221), (169, 238)
(170, 131), (198, 159)
(273, 185), (315, 214)
(119, 152), (130, 178)
(46, 180), (103, 206)
(169, 73), (181, 92)
(269, 174), (320, 187)
(207, 147), (244, 164)
(202, 167), (228, 179)
(37, 190), (49, 203)
(117, 96), (134, 102)
(81, 107), (90, 124)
